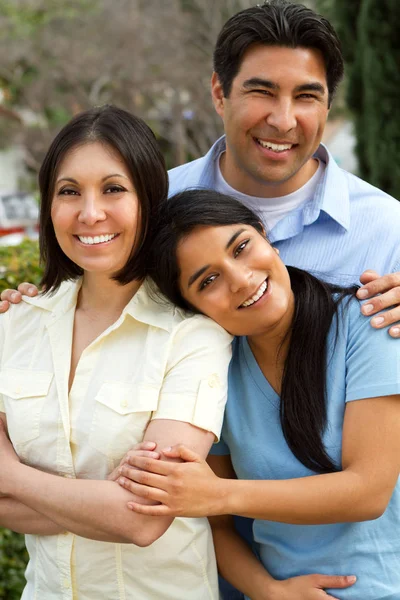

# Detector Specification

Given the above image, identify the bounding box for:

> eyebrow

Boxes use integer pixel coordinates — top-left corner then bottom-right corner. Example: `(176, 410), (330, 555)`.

(187, 228), (246, 289)
(243, 77), (325, 96)
(56, 173), (129, 185)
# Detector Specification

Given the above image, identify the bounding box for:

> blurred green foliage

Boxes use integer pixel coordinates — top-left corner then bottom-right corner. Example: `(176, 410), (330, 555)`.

(0, 239), (42, 293)
(0, 529), (28, 599)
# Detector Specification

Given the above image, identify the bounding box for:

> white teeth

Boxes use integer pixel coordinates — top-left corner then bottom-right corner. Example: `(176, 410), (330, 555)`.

(258, 140), (293, 152)
(78, 234), (117, 245)
(241, 280), (268, 308)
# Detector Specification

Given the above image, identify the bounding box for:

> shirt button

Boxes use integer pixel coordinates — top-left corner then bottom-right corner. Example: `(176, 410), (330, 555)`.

(121, 399), (128, 408)
(63, 578), (70, 588)
(208, 374), (220, 388)
(15, 387), (21, 394)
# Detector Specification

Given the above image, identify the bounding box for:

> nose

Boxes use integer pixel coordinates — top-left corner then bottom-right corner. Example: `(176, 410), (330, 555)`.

(77, 193), (106, 226)
(229, 265), (253, 294)
(266, 98), (296, 133)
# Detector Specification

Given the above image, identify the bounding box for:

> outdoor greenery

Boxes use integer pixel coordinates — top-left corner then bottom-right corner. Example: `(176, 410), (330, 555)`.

(0, 239), (41, 294)
(316, 0), (400, 199)
(0, 529), (28, 599)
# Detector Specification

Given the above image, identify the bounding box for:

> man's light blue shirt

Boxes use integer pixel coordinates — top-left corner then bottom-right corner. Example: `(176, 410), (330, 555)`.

(169, 137), (400, 283)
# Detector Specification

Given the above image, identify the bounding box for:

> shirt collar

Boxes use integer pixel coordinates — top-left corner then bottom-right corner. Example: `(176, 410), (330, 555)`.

(23, 278), (181, 333)
(199, 137), (350, 231)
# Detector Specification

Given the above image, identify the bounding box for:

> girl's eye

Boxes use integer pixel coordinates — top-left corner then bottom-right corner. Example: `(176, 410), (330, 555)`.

(199, 274), (218, 291)
(105, 185), (125, 194)
(234, 239), (249, 257)
(58, 188), (78, 196)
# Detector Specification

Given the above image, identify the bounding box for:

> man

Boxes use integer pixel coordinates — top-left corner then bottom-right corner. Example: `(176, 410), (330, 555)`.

(1, 1), (400, 597)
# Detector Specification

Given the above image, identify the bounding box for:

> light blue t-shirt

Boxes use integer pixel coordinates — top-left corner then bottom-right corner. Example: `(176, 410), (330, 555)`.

(169, 139), (400, 284)
(212, 297), (400, 600)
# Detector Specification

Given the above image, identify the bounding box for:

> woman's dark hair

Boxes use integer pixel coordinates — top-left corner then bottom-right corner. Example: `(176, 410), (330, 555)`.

(39, 104), (168, 293)
(149, 189), (358, 474)
(213, 0), (344, 107)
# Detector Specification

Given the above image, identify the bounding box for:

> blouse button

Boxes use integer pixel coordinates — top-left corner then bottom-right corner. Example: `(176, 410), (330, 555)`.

(121, 399), (128, 408)
(208, 374), (220, 388)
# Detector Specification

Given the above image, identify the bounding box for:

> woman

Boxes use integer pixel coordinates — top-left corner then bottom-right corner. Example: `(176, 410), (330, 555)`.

(116, 190), (400, 600)
(0, 107), (233, 599)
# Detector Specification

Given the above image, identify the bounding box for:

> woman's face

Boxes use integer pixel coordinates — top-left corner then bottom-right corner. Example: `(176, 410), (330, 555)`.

(51, 141), (140, 277)
(177, 224), (295, 338)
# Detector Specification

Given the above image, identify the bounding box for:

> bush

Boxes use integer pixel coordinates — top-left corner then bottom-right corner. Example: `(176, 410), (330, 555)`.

(0, 529), (28, 599)
(0, 239), (42, 294)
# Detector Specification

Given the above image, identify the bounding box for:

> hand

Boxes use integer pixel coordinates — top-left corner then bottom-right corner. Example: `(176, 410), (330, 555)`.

(357, 270), (400, 337)
(0, 283), (39, 314)
(107, 441), (160, 481)
(117, 444), (223, 517)
(0, 419), (21, 496)
(266, 573), (357, 600)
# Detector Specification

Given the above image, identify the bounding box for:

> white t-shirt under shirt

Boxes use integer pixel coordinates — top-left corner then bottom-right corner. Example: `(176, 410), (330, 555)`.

(215, 153), (325, 232)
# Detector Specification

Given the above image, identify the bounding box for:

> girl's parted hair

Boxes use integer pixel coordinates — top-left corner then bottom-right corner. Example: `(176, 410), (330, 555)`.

(149, 189), (357, 474)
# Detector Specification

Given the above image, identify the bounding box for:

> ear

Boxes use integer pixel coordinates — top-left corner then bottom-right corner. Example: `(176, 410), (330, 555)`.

(211, 72), (225, 117)
(273, 247), (280, 255)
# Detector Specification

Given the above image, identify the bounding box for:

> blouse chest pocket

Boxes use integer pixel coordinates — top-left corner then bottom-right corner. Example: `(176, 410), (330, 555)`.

(0, 369), (53, 446)
(89, 382), (159, 462)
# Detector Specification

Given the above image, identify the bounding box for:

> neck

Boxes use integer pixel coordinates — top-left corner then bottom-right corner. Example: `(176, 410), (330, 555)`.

(78, 272), (143, 316)
(220, 152), (319, 198)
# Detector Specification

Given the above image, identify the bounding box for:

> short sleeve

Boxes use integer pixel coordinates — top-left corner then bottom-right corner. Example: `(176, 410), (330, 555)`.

(151, 315), (232, 440)
(345, 299), (400, 402)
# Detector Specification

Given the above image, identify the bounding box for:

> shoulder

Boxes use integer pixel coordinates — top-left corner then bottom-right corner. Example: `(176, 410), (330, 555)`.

(168, 155), (209, 195)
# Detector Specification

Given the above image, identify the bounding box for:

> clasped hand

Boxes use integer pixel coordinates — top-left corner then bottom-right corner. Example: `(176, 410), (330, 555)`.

(111, 443), (222, 517)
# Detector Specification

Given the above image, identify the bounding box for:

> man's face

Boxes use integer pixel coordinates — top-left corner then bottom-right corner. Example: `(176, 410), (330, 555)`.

(212, 44), (330, 198)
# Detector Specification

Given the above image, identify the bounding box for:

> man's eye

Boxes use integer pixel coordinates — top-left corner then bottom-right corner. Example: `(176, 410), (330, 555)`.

(199, 274), (217, 291)
(298, 94), (317, 100)
(234, 240), (249, 257)
(252, 89), (272, 96)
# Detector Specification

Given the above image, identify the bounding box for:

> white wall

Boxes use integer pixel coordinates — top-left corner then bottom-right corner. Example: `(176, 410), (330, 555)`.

(0, 146), (26, 192)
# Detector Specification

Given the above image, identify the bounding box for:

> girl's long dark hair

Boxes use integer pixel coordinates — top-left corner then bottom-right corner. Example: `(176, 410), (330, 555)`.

(149, 189), (358, 474)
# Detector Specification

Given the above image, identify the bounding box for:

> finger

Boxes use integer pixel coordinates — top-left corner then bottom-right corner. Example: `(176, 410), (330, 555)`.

(119, 464), (167, 489)
(0, 301), (10, 314)
(312, 575), (356, 589)
(118, 477), (167, 502)
(125, 455), (173, 475)
(17, 283), (38, 296)
(127, 501), (171, 517)
(357, 272), (400, 299)
(389, 324), (400, 338)
(368, 306), (400, 330)
(359, 270), (380, 286)
(134, 441), (156, 451)
(124, 451), (160, 461)
(0, 290), (22, 303)
(162, 444), (202, 462)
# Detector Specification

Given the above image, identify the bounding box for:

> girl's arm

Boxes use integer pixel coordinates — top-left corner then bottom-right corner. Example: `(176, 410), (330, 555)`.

(0, 418), (214, 545)
(117, 395), (400, 523)
(0, 497), (64, 535)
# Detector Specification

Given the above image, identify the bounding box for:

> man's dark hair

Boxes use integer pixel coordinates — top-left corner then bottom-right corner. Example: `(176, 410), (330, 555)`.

(39, 104), (168, 293)
(213, 0), (344, 106)
(149, 189), (358, 474)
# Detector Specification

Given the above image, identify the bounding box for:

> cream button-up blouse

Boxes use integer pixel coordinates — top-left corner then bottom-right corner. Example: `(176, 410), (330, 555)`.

(0, 279), (232, 600)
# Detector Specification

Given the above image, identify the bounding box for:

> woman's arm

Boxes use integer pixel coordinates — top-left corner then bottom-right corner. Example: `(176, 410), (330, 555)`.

(0, 497), (64, 535)
(0, 418), (214, 545)
(117, 395), (400, 523)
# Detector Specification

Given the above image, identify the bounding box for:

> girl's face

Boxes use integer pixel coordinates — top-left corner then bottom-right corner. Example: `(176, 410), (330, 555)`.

(177, 224), (295, 338)
(51, 141), (140, 278)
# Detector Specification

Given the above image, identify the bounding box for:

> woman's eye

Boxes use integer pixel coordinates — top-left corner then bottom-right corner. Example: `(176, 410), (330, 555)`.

(234, 240), (249, 257)
(58, 188), (78, 196)
(105, 185), (125, 194)
(199, 274), (218, 291)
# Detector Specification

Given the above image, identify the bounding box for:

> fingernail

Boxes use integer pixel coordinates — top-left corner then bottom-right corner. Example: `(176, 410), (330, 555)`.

(357, 288), (368, 299)
(347, 576), (357, 583)
(11, 292), (18, 301)
(391, 327), (400, 337)
(362, 303), (374, 315)
(28, 287), (36, 294)
(371, 316), (384, 326)
(118, 477), (125, 485)
(162, 447), (172, 453)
